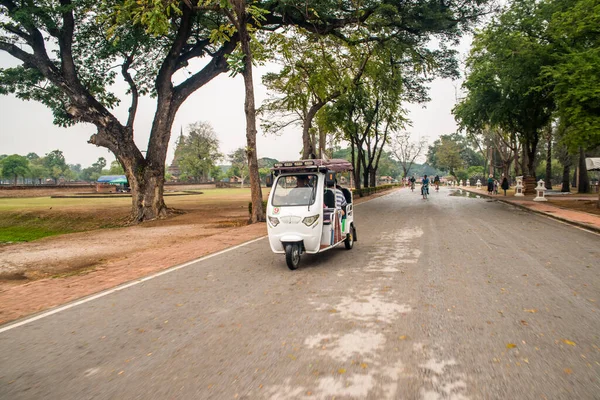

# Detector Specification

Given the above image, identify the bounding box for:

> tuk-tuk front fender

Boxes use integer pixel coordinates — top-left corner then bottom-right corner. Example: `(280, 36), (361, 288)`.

(280, 235), (304, 244)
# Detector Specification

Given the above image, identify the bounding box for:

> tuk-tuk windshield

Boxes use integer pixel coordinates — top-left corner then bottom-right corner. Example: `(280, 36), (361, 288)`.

(272, 174), (318, 207)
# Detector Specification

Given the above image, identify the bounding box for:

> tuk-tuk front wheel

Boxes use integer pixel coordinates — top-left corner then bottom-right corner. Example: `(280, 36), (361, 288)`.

(285, 243), (301, 270)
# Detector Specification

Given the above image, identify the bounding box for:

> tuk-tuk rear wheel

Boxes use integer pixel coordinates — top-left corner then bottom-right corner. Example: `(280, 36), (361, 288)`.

(285, 243), (301, 270)
(344, 228), (354, 250)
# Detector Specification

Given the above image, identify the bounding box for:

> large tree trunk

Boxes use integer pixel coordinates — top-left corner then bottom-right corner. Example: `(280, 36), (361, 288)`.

(301, 102), (325, 159)
(318, 127), (326, 159)
(578, 147), (589, 194)
(351, 139), (361, 190)
(234, 0), (264, 223)
(545, 130), (552, 189)
(369, 168), (376, 187)
(561, 163), (571, 192)
(512, 136), (520, 177)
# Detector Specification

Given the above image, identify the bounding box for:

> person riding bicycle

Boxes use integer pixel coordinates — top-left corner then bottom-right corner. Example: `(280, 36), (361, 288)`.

(433, 175), (440, 190)
(422, 175), (430, 199)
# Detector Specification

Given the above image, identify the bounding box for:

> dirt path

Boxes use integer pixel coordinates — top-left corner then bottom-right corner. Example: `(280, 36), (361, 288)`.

(0, 189), (399, 325)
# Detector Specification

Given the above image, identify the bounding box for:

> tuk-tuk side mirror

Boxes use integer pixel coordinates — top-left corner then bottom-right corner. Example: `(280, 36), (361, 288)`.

(266, 173), (274, 188)
(326, 171), (336, 186)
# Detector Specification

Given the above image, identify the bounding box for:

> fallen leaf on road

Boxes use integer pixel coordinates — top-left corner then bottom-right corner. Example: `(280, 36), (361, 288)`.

(564, 368), (572, 375)
(399, 335), (408, 340)
(360, 363), (368, 369)
(562, 339), (576, 346)
(520, 320), (528, 326)
(118, 371), (124, 375)
(328, 309), (338, 313)
(338, 368), (346, 374)
(524, 309), (538, 313)
(506, 343), (517, 349)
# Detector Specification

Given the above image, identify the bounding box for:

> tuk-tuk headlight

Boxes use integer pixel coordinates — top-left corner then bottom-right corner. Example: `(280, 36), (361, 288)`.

(268, 216), (280, 227)
(302, 214), (319, 226)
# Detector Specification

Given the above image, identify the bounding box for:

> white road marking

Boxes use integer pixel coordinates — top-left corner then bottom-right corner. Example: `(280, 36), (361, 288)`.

(0, 236), (267, 334)
(0, 190), (396, 334)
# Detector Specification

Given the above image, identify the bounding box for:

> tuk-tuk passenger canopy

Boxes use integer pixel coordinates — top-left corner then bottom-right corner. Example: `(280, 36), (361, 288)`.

(272, 159), (353, 173)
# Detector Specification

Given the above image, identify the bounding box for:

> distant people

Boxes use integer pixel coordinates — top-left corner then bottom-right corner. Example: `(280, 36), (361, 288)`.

(493, 179), (499, 195)
(434, 175), (440, 191)
(487, 174), (494, 195)
(410, 175), (416, 191)
(501, 175), (509, 196)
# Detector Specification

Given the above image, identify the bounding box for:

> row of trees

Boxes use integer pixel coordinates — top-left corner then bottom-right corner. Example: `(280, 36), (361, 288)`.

(0, 0), (493, 222)
(0, 151), (124, 185)
(453, 0), (600, 205)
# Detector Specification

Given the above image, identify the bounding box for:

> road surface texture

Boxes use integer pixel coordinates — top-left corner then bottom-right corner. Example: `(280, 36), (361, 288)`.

(1, 188), (599, 399)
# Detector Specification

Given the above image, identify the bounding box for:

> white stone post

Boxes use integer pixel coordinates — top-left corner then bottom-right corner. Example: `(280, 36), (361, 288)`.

(466, 179), (471, 187)
(476, 179), (482, 189)
(459, 180), (463, 187)
(533, 179), (548, 201)
(514, 176), (524, 197)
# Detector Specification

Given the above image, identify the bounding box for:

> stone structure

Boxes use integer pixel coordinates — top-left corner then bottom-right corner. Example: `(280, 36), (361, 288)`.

(533, 179), (548, 201)
(514, 176), (524, 196)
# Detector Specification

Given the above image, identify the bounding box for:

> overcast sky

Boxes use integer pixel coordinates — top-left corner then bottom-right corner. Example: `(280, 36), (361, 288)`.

(0, 38), (471, 168)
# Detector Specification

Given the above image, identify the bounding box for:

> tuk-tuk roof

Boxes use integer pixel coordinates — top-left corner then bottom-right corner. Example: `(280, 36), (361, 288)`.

(272, 159), (353, 173)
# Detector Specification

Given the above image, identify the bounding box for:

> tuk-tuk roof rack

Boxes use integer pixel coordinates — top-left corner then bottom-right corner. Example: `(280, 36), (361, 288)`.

(271, 159), (353, 173)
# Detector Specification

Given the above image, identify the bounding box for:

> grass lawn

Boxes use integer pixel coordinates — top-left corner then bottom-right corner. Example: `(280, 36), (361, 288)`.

(0, 188), (258, 243)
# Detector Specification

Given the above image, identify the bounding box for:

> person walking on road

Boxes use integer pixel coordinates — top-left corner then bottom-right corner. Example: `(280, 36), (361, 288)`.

(501, 175), (509, 196)
(487, 174), (494, 195)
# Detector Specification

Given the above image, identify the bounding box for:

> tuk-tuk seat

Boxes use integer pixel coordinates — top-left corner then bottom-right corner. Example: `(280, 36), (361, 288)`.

(323, 207), (335, 225)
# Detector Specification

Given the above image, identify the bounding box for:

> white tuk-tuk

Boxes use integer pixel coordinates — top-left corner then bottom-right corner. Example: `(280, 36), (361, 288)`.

(266, 159), (357, 270)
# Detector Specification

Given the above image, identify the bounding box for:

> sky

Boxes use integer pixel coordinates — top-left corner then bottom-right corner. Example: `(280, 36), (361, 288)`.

(0, 38), (471, 169)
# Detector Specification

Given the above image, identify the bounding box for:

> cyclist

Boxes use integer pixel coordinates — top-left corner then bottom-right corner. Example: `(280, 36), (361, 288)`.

(433, 175), (440, 191)
(410, 175), (416, 192)
(422, 174), (430, 199)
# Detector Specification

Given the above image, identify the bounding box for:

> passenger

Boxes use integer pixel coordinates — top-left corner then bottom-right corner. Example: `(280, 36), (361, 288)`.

(326, 180), (346, 214)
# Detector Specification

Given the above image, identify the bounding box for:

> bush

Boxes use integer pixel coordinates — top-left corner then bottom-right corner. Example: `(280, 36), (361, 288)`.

(248, 200), (268, 216)
(351, 183), (400, 198)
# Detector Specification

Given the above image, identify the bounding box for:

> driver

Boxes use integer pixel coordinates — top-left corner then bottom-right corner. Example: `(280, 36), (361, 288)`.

(288, 175), (311, 203)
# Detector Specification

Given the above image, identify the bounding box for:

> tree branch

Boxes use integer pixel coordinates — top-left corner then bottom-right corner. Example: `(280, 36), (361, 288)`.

(173, 35), (238, 108)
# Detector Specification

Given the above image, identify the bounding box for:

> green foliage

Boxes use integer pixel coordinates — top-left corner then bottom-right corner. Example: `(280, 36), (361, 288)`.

(228, 147), (249, 184)
(541, 0), (600, 149)
(454, 0), (554, 174)
(176, 122), (222, 182)
(0, 154), (30, 184)
(427, 134), (481, 176)
(108, 160), (125, 174)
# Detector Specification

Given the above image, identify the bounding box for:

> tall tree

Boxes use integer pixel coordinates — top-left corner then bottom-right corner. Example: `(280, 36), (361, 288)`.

(42, 150), (68, 183)
(391, 132), (427, 178)
(541, 0), (600, 150)
(0, 154), (29, 184)
(228, 147), (249, 188)
(177, 122), (222, 182)
(454, 0), (554, 178)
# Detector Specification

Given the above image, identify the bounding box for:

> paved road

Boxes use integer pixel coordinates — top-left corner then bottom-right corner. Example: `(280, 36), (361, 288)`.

(1, 188), (599, 400)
